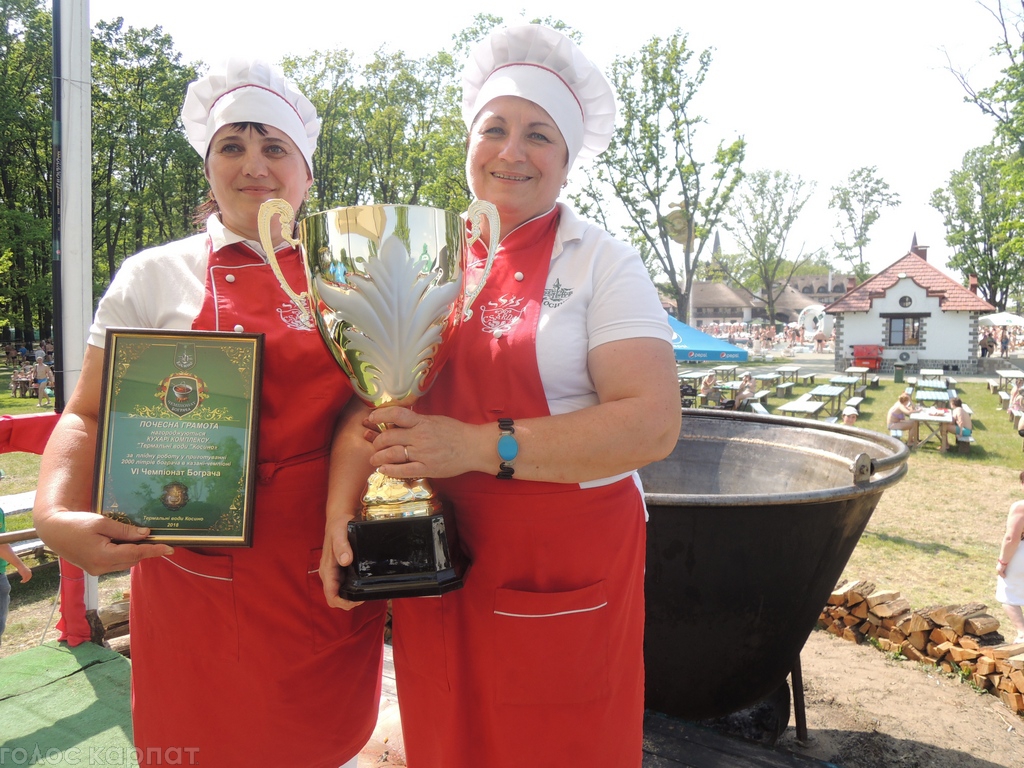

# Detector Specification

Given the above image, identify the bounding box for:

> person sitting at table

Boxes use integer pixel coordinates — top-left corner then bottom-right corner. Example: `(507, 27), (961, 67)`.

(1010, 379), (1024, 415)
(841, 406), (858, 426)
(941, 397), (973, 452)
(887, 392), (920, 447)
(699, 372), (720, 405)
(734, 372), (757, 410)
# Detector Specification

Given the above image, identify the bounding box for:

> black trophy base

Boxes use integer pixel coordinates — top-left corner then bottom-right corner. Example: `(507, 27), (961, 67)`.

(339, 513), (465, 601)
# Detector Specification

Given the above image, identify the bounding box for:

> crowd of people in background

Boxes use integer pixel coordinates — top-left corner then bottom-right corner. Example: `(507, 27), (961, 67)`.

(980, 327), (1021, 358)
(698, 321), (835, 354)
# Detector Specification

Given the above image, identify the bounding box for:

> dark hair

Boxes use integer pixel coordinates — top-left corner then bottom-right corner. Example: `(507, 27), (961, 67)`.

(950, 397), (962, 408)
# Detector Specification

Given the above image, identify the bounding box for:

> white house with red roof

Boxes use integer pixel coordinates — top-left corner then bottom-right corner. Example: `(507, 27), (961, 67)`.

(825, 237), (995, 374)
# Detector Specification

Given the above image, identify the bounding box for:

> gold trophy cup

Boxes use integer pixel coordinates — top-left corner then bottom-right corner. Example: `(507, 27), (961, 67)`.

(258, 200), (499, 600)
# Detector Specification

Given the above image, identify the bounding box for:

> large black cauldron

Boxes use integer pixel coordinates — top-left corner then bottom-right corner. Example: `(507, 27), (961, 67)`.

(641, 408), (908, 721)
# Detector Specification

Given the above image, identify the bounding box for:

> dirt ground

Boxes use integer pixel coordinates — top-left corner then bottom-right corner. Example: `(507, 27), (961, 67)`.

(776, 628), (1024, 768)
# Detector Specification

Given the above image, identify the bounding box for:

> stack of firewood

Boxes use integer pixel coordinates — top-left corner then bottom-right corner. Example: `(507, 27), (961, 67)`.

(97, 594), (131, 657)
(820, 579), (1024, 714)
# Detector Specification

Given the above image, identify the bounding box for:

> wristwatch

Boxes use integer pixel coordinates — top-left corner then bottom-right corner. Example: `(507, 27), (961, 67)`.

(496, 418), (518, 479)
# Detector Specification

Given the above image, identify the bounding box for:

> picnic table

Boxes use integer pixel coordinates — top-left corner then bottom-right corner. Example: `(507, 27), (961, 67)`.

(775, 364), (801, 383)
(915, 378), (948, 390)
(678, 370), (708, 382)
(919, 368), (944, 379)
(776, 399), (824, 419)
(753, 372), (780, 386)
(914, 389), (954, 404)
(828, 376), (859, 398)
(713, 364), (738, 381)
(997, 369), (1024, 391)
(844, 366), (871, 385)
(910, 408), (952, 449)
(808, 384), (846, 417)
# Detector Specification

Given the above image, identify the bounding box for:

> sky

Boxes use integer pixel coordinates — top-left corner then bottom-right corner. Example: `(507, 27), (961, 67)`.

(87, 0), (1006, 278)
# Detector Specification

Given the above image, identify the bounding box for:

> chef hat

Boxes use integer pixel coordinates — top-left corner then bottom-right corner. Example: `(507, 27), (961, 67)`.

(462, 24), (616, 168)
(181, 57), (320, 176)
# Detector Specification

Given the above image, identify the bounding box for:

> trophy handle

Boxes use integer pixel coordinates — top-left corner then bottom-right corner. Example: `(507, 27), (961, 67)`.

(257, 198), (312, 328)
(463, 199), (501, 321)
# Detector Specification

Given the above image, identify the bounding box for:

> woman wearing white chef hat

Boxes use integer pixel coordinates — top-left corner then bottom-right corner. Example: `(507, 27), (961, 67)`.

(35, 58), (385, 768)
(329, 24), (680, 766)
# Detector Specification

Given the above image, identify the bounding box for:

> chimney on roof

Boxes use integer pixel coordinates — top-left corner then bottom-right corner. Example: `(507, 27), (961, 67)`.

(846, 276), (857, 291)
(969, 274), (979, 295)
(910, 233), (928, 260)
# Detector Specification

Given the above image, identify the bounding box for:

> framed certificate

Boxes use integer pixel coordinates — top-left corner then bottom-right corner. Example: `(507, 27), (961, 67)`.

(93, 329), (263, 546)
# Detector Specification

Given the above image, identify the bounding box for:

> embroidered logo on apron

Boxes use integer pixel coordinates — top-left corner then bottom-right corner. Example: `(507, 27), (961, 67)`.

(480, 293), (525, 335)
(277, 301), (314, 331)
(543, 279), (573, 308)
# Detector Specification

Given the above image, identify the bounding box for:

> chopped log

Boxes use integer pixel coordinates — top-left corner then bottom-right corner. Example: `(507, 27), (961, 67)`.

(942, 603), (989, 635)
(866, 589), (902, 608)
(875, 626), (891, 640)
(972, 673), (993, 691)
(926, 642), (948, 661)
(902, 643), (925, 661)
(976, 657), (998, 676)
(872, 598), (911, 618)
(829, 579), (873, 605)
(846, 580), (876, 606)
(842, 627), (863, 643)
(999, 692), (1024, 716)
(880, 610), (910, 629)
(929, 628), (949, 645)
(842, 614), (861, 627)
(97, 599), (130, 630)
(987, 643), (1024, 660)
(889, 628), (907, 646)
(851, 601), (870, 619)
(965, 615), (1001, 636)
(105, 634), (131, 657)
(907, 630), (929, 652)
(1008, 653), (1024, 670)
(907, 610), (935, 634)
(939, 660), (955, 674)
(826, 621), (843, 637)
(1010, 669), (1024, 692)
(925, 605), (960, 624)
(948, 646), (983, 663)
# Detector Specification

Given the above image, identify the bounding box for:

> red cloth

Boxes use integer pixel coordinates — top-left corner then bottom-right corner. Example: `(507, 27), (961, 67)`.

(0, 412), (87, 645)
(0, 412), (59, 455)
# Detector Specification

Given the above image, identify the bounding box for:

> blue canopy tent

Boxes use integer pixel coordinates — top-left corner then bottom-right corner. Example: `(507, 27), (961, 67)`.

(666, 313), (748, 362)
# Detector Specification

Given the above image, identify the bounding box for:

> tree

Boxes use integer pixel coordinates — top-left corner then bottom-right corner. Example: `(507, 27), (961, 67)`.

(573, 31), (745, 322)
(948, 0), (1024, 151)
(829, 166), (900, 281)
(91, 19), (201, 287)
(720, 169), (817, 323)
(930, 143), (1024, 310)
(0, 0), (52, 346)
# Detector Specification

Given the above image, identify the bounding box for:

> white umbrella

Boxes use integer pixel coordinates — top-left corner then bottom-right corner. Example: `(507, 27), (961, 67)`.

(979, 311), (1024, 326)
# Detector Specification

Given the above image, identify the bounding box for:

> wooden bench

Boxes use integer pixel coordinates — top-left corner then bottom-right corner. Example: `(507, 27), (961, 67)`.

(988, 379), (1000, 394)
(751, 389), (772, 405)
(946, 377), (958, 388)
(845, 396), (865, 412)
(750, 402), (770, 416)
(798, 373), (816, 386)
(870, 375), (880, 388)
(907, 376), (918, 387)
(775, 381), (794, 399)
(956, 435), (976, 454)
(999, 391), (1011, 410)
(854, 385), (868, 398)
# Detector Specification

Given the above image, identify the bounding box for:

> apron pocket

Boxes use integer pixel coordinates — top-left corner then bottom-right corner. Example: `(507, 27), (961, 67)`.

(145, 548), (238, 662)
(392, 594), (451, 693)
(492, 581), (610, 706)
(307, 548), (386, 653)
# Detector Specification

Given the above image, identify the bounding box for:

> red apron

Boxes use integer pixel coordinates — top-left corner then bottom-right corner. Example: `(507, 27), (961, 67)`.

(129, 240), (386, 767)
(392, 212), (646, 767)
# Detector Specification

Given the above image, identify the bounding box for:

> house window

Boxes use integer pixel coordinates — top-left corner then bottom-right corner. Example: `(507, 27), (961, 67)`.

(887, 316), (921, 346)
